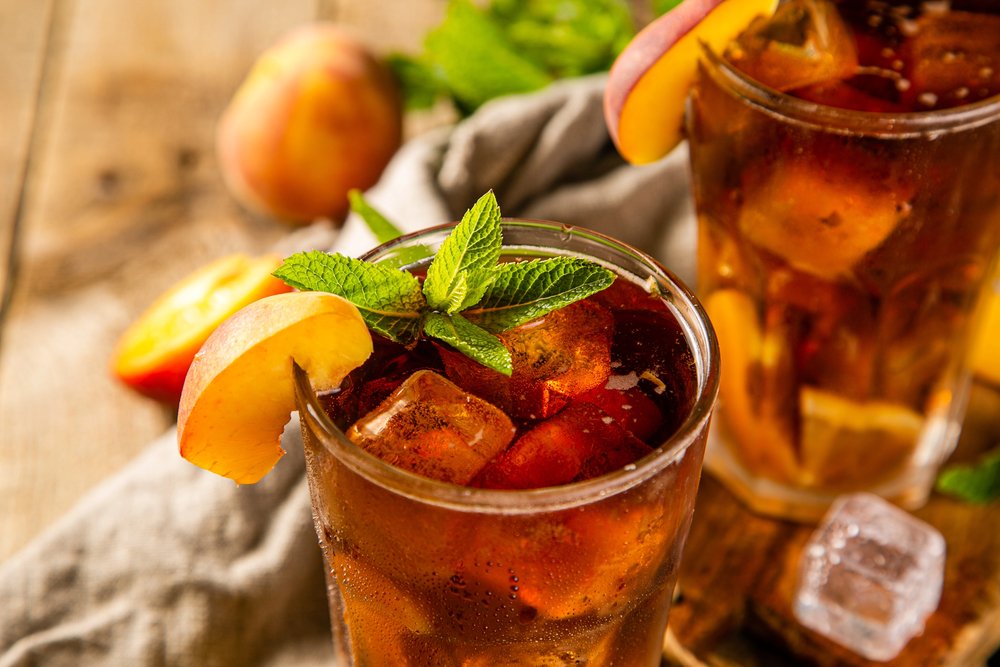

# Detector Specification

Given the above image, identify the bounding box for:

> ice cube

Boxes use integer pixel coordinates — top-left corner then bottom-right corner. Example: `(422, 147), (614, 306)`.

(727, 0), (858, 92)
(473, 402), (653, 490)
(577, 378), (663, 442)
(442, 300), (613, 420)
(738, 155), (912, 279)
(907, 10), (1000, 109)
(347, 370), (516, 485)
(794, 493), (946, 662)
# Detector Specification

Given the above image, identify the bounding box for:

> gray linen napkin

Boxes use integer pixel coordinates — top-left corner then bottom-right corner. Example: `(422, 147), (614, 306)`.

(0, 73), (695, 667)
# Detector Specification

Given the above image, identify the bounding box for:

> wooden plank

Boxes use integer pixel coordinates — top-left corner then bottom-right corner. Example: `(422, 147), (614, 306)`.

(0, 0), (320, 561)
(0, 0), (53, 311)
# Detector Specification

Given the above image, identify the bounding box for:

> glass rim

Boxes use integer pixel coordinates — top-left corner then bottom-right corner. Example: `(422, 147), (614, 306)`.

(293, 219), (720, 515)
(698, 44), (1000, 138)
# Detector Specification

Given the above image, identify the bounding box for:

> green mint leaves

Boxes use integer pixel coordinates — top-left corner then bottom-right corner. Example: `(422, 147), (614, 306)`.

(348, 189), (403, 244)
(469, 258), (617, 333)
(273, 251), (425, 343)
(423, 192), (502, 313)
(388, 0), (635, 115)
(274, 190), (615, 375)
(935, 448), (1000, 504)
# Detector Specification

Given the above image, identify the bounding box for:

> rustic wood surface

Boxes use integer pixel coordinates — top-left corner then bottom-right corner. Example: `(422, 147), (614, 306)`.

(0, 1), (997, 665)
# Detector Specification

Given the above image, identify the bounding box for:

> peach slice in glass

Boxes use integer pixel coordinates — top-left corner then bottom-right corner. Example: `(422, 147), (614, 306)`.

(112, 254), (293, 403)
(178, 291), (373, 484)
(604, 0), (778, 165)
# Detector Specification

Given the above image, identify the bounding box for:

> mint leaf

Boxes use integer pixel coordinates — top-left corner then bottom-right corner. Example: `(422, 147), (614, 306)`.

(385, 53), (447, 111)
(423, 191), (502, 313)
(488, 0), (634, 79)
(424, 312), (513, 375)
(274, 190), (614, 374)
(274, 251), (425, 343)
(424, 0), (552, 111)
(935, 448), (1000, 503)
(467, 257), (615, 332)
(349, 190), (404, 244)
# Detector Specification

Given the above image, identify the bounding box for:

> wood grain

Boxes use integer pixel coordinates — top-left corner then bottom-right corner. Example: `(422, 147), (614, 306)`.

(0, 0), (54, 310)
(0, 0), (316, 561)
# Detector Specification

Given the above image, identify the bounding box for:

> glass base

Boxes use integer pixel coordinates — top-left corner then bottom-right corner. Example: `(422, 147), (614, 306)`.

(704, 424), (937, 523)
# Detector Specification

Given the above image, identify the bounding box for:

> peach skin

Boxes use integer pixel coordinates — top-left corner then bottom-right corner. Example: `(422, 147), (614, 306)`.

(217, 24), (402, 223)
(604, 0), (777, 165)
(178, 291), (372, 484)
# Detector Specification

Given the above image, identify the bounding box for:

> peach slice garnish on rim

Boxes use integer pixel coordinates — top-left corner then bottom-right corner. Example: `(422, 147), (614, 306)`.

(112, 254), (293, 404)
(178, 291), (373, 484)
(604, 0), (778, 165)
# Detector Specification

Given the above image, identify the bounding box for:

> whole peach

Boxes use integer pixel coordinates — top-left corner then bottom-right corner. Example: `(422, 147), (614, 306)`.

(217, 24), (402, 223)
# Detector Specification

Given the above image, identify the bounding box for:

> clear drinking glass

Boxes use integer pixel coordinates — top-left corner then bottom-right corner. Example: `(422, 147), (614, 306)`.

(688, 44), (1000, 522)
(293, 221), (719, 665)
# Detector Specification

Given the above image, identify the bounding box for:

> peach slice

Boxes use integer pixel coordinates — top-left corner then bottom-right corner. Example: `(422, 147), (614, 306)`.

(178, 291), (373, 484)
(112, 254), (293, 404)
(604, 0), (777, 164)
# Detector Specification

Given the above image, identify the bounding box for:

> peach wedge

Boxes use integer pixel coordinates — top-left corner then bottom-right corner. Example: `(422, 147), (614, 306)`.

(604, 0), (777, 164)
(178, 291), (373, 484)
(112, 254), (293, 404)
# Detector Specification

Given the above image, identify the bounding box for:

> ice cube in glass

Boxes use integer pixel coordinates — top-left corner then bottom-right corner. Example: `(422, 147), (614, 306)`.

(347, 370), (516, 484)
(441, 299), (613, 419)
(794, 493), (946, 661)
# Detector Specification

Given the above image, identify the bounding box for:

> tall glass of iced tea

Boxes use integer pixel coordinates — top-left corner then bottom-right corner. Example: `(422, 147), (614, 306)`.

(688, 0), (1000, 520)
(293, 221), (719, 665)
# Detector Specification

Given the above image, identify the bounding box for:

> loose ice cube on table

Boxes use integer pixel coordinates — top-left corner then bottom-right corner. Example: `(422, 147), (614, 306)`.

(794, 493), (945, 662)
(347, 370), (516, 485)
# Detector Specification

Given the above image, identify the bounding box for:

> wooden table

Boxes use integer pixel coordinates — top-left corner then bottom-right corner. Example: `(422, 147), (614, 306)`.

(1, 1), (997, 665)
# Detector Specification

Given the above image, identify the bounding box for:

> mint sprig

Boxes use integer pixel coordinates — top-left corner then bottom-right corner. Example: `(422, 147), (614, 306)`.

(423, 191), (502, 314)
(468, 258), (615, 333)
(273, 251), (425, 343)
(348, 189), (404, 244)
(935, 447), (1000, 504)
(274, 190), (615, 375)
(424, 312), (513, 375)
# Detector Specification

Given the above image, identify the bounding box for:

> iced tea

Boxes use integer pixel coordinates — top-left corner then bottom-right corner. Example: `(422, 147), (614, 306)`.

(294, 221), (719, 665)
(688, 0), (1000, 519)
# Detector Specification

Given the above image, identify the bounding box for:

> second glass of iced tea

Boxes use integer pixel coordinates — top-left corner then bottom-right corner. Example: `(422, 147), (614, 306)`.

(688, 0), (1000, 521)
(294, 221), (719, 665)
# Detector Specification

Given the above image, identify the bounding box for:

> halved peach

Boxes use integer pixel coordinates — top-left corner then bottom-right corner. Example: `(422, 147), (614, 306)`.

(112, 254), (293, 404)
(178, 291), (373, 484)
(604, 0), (777, 164)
